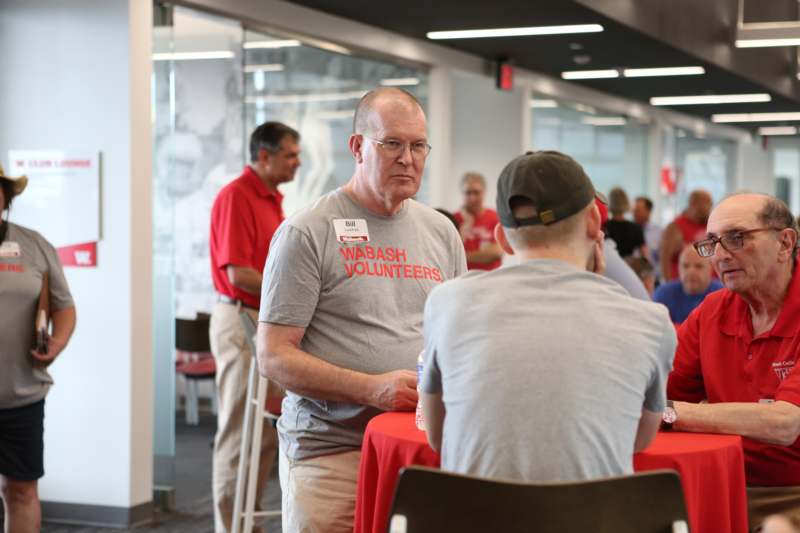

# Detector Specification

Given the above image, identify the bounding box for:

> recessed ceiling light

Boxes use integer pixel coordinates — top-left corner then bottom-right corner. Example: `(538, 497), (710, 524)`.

(426, 24), (603, 40)
(736, 38), (800, 48)
(572, 103), (596, 114)
(623, 66), (705, 77)
(561, 69), (619, 80)
(529, 99), (558, 108)
(245, 90), (367, 104)
(379, 78), (420, 86)
(244, 64), (285, 73)
(582, 116), (627, 126)
(712, 112), (800, 123)
(650, 93), (771, 106)
(243, 39), (301, 49)
(759, 126), (798, 135)
(153, 51), (234, 61)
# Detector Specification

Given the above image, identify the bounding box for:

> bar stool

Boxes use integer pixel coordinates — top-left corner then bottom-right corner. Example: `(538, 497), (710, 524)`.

(231, 311), (281, 533)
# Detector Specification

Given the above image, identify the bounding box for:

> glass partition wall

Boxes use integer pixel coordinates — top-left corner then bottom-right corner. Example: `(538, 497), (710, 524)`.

(151, 3), (429, 491)
(529, 94), (736, 225)
(529, 95), (649, 200)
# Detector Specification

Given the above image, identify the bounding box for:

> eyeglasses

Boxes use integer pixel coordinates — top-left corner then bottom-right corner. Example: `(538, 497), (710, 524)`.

(363, 136), (432, 159)
(693, 227), (782, 257)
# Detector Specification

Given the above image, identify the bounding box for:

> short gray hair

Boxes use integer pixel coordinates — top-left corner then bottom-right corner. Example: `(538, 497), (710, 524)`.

(353, 87), (423, 135)
(460, 172), (486, 189)
(757, 196), (798, 259)
(503, 197), (586, 249)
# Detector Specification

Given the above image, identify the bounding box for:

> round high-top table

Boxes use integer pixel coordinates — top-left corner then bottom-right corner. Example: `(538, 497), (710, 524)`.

(354, 412), (749, 533)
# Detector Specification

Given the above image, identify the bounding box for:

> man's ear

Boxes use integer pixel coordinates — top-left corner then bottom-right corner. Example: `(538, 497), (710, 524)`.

(256, 147), (271, 168)
(495, 224), (515, 255)
(348, 134), (363, 163)
(586, 203), (603, 240)
(779, 228), (798, 261)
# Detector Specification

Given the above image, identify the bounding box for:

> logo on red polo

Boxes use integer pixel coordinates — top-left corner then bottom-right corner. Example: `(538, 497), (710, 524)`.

(772, 360), (796, 381)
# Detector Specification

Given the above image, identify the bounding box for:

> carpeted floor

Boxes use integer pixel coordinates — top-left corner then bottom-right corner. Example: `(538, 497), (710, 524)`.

(35, 411), (281, 532)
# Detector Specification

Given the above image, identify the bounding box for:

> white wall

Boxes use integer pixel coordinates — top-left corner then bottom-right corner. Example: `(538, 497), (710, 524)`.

(736, 140), (775, 195)
(445, 69), (527, 212)
(0, 0), (153, 513)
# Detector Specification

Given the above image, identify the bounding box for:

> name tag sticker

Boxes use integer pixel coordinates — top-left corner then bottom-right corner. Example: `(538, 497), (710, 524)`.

(0, 241), (21, 258)
(333, 219), (370, 243)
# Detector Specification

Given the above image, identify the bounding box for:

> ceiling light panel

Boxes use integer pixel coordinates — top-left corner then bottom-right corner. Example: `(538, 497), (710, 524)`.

(712, 112), (800, 123)
(736, 38), (800, 48)
(427, 24), (603, 40)
(623, 66), (705, 77)
(650, 93), (771, 106)
(582, 116), (627, 126)
(243, 39), (301, 49)
(758, 126), (797, 136)
(561, 69), (619, 80)
(379, 78), (420, 86)
(529, 99), (558, 108)
(153, 51), (234, 61)
(244, 64), (285, 73)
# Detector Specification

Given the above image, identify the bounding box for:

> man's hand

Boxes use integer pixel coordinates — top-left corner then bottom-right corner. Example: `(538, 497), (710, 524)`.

(30, 335), (68, 368)
(588, 238), (605, 275)
(367, 369), (418, 411)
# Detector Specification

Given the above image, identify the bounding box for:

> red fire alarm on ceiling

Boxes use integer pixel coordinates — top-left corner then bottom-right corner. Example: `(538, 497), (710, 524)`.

(496, 59), (514, 91)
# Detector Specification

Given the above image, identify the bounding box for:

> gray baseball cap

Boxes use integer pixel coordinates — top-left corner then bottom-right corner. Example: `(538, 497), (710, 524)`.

(496, 150), (605, 228)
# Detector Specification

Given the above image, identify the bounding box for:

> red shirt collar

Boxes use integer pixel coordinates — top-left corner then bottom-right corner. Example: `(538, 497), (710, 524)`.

(721, 261), (800, 340)
(243, 166), (282, 201)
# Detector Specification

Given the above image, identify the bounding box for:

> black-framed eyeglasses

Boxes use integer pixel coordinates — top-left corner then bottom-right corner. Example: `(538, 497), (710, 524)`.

(693, 227), (782, 258)
(363, 136), (432, 159)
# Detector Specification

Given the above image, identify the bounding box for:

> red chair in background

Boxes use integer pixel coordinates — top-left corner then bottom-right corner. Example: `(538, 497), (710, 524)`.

(175, 313), (217, 425)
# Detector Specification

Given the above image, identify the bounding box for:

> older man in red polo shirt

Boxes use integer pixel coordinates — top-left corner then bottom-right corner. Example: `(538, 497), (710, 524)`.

(666, 193), (800, 530)
(209, 121), (300, 533)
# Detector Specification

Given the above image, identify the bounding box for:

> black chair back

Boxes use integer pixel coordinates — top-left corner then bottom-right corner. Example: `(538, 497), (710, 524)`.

(175, 315), (211, 353)
(387, 466), (688, 533)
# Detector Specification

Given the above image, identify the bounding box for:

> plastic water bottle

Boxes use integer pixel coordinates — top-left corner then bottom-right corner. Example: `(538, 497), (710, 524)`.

(415, 351), (425, 430)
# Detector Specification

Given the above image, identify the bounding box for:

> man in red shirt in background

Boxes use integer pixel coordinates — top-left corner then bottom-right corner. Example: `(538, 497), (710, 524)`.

(454, 172), (503, 270)
(209, 121), (300, 532)
(666, 193), (800, 530)
(660, 189), (713, 281)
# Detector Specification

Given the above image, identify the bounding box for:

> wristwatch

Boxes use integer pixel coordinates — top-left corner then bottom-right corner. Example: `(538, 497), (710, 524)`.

(661, 400), (677, 430)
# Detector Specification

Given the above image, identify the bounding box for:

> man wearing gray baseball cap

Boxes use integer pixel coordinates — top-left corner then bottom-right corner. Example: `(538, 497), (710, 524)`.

(419, 150), (676, 483)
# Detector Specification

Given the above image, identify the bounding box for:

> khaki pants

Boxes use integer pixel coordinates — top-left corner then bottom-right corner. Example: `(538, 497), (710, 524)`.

(278, 445), (361, 533)
(210, 302), (279, 533)
(748, 486), (800, 532)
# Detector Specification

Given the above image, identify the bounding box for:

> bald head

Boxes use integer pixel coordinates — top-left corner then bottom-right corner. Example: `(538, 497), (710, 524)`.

(679, 244), (713, 295)
(687, 189), (713, 223)
(353, 87), (424, 136)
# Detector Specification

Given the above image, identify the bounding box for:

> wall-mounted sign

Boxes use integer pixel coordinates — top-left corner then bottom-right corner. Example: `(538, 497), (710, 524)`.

(8, 151), (100, 267)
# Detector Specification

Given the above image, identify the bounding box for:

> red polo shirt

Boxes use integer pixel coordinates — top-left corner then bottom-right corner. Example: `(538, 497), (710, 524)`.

(668, 261), (800, 486)
(454, 208), (501, 271)
(209, 166), (284, 309)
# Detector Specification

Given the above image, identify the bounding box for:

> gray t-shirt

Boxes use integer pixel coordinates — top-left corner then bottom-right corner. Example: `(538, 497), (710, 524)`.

(260, 188), (467, 460)
(422, 259), (675, 482)
(0, 222), (74, 409)
(603, 238), (650, 301)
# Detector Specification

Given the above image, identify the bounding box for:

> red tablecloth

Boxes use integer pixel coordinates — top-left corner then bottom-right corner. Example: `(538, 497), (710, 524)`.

(354, 412), (749, 533)
(634, 431), (749, 533)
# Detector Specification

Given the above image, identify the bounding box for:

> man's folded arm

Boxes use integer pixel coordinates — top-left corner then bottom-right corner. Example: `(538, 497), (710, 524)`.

(673, 400), (800, 446)
(257, 321), (418, 411)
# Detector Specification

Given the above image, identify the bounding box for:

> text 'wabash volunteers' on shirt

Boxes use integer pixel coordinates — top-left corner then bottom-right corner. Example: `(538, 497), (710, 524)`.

(338, 245), (444, 282)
